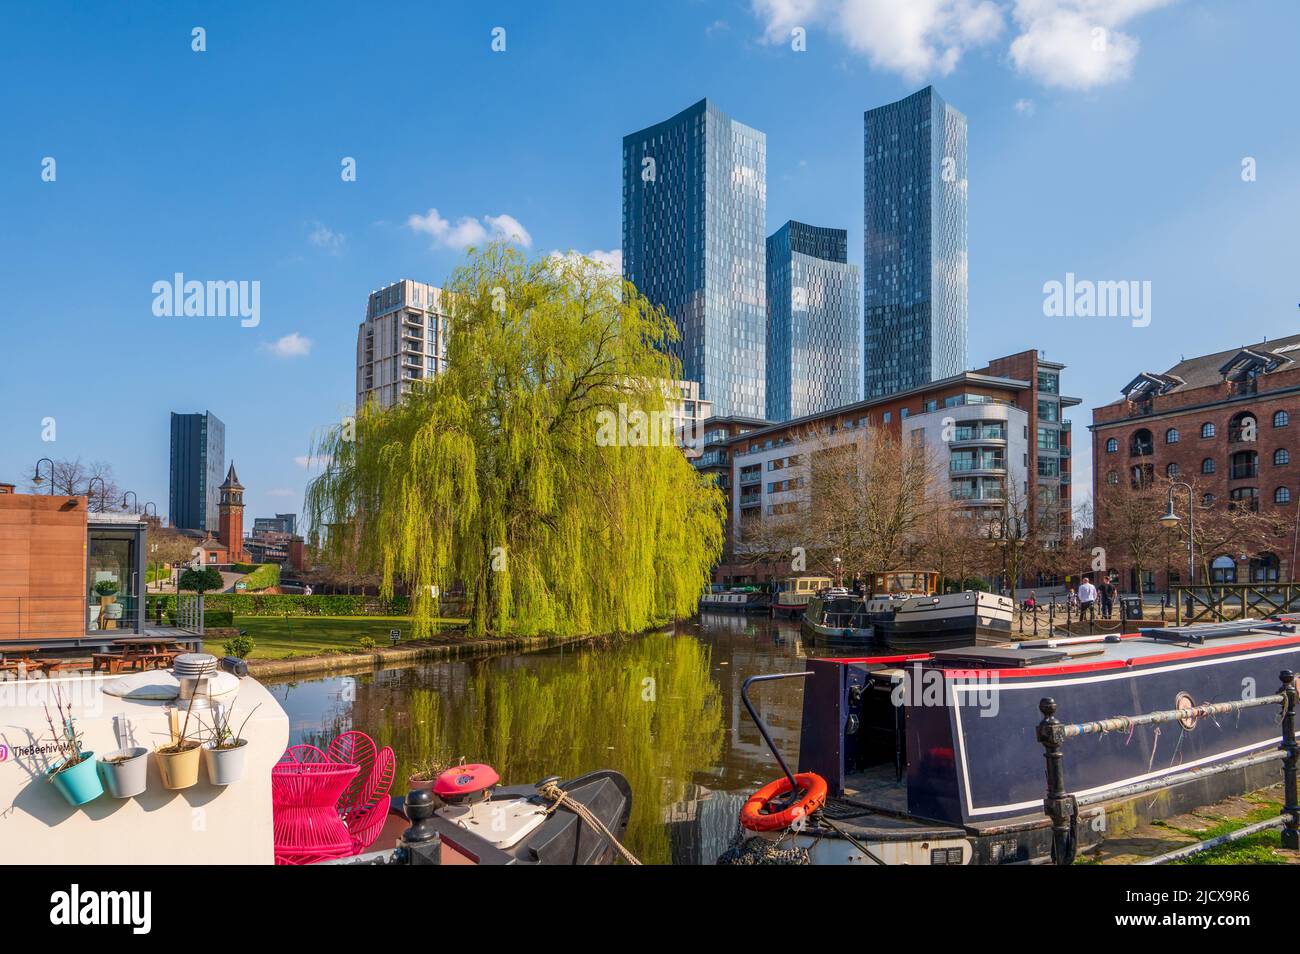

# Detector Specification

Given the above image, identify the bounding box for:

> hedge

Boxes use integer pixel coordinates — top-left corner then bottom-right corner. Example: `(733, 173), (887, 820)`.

(146, 593), (413, 617)
(237, 563), (280, 592)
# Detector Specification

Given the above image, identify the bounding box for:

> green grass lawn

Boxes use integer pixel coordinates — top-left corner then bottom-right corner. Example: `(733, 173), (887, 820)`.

(227, 615), (467, 660)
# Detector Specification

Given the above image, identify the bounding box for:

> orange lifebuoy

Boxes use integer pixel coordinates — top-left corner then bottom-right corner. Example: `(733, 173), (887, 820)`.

(739, 772), (828, 832)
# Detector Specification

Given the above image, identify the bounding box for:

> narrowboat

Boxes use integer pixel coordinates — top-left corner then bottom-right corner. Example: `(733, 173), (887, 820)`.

(725, 617), (1300, 864)
(699, 586), (771, 614)
(801, 571), (1013, 651)
(339, 767), (634, 866)
(771, 576), (834, 619)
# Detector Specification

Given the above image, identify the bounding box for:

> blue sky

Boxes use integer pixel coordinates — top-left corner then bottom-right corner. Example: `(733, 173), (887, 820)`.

(2, 0), (1298, 522)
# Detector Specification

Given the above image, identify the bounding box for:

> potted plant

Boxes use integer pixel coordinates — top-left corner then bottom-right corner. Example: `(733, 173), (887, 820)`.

(408, 757), (446, 794)
(93, 579), (119, 599)
(98, 747), (149, 798)
(43, 689), (103, 807)
(200, 702), (261, 785)
(155, 688), (203, 790)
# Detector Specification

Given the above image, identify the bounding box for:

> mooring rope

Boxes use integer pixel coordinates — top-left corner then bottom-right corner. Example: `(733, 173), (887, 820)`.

(536, 780), (642, 865)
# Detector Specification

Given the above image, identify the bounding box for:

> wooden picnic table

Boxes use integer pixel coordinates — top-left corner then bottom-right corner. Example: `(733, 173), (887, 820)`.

(91, 637), (191, 674)
(0, 645), (55, 676)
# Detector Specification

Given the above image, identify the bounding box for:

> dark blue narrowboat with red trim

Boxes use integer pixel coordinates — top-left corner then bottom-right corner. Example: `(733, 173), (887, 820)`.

(725, 618), (1300, 865)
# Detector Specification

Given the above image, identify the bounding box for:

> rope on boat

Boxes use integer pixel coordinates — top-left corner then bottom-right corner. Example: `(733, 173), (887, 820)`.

(536, 780), (641, 865)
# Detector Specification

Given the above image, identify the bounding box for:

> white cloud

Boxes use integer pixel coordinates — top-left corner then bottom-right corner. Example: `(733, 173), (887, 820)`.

(407, 208), (533, 250)
(549, 248), (623, 276)
(1014, 97), (1037, 114)
(266, 488), (296, 498)
(750, 0), (1176, 88)
(1008, 0), (1177, 90)
(753, 0), (1004, 80)
(294, 454), (332, 469)
(262, 332), (312, 358)
(308, 222), (345, 254)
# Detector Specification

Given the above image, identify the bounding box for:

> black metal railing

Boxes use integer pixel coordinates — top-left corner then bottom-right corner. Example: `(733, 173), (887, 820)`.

(1036, 671), (1298, 865)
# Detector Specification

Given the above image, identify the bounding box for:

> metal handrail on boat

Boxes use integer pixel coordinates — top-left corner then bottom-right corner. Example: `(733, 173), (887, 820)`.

(740, 672), (813, 795)
(1035, 670), (1300, 865)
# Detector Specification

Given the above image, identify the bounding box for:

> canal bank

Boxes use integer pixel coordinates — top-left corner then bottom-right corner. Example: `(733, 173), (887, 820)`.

(245, 629), (606, 680)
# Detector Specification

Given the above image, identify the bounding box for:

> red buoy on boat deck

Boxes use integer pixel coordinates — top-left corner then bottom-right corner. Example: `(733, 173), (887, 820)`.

(434, 763), (500, 801)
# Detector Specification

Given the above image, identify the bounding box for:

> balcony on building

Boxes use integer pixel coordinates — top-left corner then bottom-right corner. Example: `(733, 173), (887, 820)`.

(1229, 451), (1259, 480)
(950, 422), (1007, 447)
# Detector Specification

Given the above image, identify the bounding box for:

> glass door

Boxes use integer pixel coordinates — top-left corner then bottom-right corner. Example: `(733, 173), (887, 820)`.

(87, 532), (138, 634)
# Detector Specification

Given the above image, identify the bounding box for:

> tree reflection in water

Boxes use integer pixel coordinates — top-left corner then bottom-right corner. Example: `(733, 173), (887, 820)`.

(275, 631), (724, 864)
(269, 616), (813, 864)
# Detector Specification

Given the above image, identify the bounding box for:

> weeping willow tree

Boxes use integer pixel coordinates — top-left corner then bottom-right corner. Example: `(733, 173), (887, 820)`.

(306, 244), (726, 637)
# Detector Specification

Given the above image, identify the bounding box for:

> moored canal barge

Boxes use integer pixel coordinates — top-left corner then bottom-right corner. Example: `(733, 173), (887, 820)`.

(729, 618), (1300, 864)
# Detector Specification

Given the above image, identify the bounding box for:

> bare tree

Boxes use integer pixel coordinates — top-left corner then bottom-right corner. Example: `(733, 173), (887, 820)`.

(30, 458), (122, 512)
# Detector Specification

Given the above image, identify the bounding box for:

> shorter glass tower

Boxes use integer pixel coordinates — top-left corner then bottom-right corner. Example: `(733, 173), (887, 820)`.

(766, 221), (861, 422)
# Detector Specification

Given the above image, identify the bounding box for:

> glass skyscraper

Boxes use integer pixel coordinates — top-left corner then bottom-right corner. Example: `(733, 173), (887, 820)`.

(765, 221), (861, 422)
(622, 99), (767, 419)
(864, 86), (968, 398)
(169, 410), (225, 531)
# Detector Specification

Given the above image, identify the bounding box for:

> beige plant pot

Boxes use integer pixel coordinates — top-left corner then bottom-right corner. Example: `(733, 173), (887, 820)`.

(155, 741), (202, 790)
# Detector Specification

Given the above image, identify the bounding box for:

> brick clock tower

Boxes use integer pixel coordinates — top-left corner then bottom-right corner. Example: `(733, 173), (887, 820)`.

(218, 462), (246, 563)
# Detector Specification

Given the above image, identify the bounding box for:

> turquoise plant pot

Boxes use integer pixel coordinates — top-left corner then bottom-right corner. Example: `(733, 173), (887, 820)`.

(48, 751), (104, 806)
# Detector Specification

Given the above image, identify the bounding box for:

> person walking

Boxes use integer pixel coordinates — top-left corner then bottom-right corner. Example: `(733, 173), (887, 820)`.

(1100, 578), (1114, 619)
(1078, 577), (1099, 622)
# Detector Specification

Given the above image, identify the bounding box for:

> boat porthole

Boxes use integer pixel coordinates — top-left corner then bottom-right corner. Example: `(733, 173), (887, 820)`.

(1175, 691), (1197, 731)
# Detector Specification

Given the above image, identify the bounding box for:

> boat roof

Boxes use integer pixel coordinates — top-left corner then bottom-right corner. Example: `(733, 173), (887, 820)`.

(824, 618), (1300, 678)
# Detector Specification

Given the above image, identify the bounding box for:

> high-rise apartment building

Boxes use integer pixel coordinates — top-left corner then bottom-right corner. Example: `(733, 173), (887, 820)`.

(356, 279), (448, 411)
(765, 220), (861, 422)
(169, 410), (225, 531)
(864, 86), (968, 398)
(622, 98), (767, 419)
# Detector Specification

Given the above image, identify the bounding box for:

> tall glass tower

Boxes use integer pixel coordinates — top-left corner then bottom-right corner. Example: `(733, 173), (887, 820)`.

(864, 86), (968, 398)
(169, 410), (225, 531)
(766, 221), (861, 422)
(622, 99), (767, 419)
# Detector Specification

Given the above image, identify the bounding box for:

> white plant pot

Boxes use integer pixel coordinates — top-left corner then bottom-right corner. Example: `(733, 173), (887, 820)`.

(203, 740), (248, 785)
(99, 747), (149, 798)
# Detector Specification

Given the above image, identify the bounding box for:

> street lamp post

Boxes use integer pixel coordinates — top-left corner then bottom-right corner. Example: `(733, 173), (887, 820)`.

(833, 555), (842, 588)
(143, 502), (158, 518)
(120, 490), (138, 513)
(1159, 480), (1196, 586)
(86, 476), (107, 513)
(32, 458), (54, 495)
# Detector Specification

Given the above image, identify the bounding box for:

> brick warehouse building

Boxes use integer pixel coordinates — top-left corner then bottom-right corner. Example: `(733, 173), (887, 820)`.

(1091, 334), (1300, 592)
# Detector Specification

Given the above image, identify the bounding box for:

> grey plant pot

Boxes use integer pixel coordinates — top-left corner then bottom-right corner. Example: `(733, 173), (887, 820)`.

(203, 739), (248, 785)
(99, 747), (149, 798)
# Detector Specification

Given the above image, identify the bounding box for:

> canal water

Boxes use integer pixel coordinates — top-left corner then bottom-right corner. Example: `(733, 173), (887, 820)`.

(264, 613), (822, 864)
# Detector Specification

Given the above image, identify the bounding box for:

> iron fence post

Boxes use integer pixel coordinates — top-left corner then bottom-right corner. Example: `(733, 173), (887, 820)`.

(1282, 670), (1299, 850)
(1037, 697), (1076, 865)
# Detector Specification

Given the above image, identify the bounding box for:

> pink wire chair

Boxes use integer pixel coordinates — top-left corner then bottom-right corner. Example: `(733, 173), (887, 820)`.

(328, 731), (396, 854)
(272, 732), (396, 863)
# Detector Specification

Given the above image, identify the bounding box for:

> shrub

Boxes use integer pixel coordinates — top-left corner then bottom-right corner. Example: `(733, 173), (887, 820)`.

(178, 566), (225, 593)
(222, 634), (256, 659)
(204, 610), (234, 627)
(357, 636), (377, 650)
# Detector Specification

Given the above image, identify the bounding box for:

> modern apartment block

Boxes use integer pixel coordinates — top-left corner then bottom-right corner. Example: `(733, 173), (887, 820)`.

(864, 86), (968, 399)
(169, 410), (225, 532)
(765, 221), (861, 422)
(356, 279), (448, 411)
(670, 379), (715, 458)
(622, 98), (767, 419)
(251, 513), (296, 537)
(1091, 334), (1300, 592)
(706, 350), (1077, 584)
